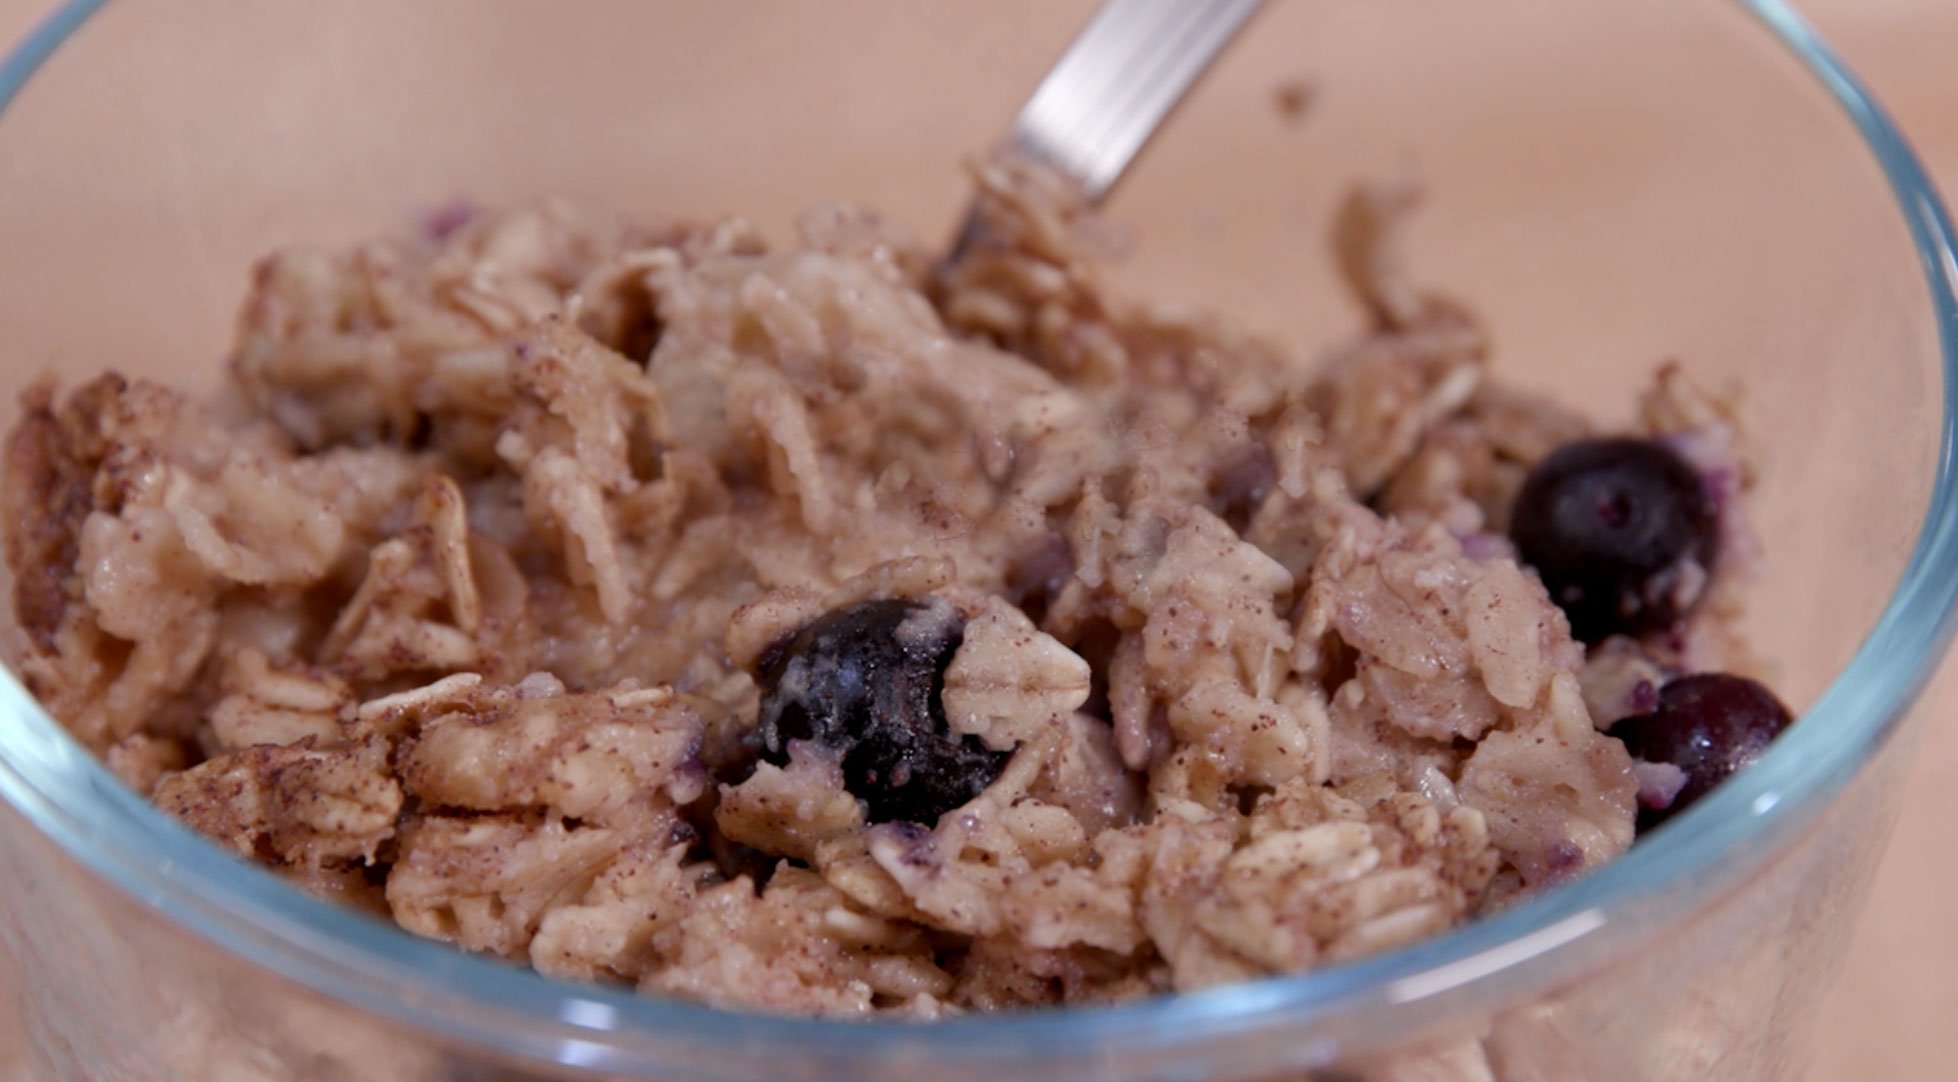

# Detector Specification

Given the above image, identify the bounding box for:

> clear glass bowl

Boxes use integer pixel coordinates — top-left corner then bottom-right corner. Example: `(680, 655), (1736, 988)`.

(0, 2), (1954, 1080)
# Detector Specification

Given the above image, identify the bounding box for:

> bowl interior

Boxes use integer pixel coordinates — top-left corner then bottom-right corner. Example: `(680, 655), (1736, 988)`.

(0, 0), (1935, 711)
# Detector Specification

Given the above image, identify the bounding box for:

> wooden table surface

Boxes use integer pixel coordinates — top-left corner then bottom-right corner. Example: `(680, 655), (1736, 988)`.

(0, 2), (1951, 1080)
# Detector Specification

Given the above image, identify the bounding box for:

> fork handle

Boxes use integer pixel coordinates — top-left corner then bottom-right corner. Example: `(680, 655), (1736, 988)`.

(1011, 0), (1268, 203)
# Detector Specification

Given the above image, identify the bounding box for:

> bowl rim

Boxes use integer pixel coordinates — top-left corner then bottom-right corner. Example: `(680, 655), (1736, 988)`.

(2, 0), (1955, 1077)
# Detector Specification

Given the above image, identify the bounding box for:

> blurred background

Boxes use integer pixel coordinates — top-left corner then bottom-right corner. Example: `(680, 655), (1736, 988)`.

(0, 1), (1951, 1080)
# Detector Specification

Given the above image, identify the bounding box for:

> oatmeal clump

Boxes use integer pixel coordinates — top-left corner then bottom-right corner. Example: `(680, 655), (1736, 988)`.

(2, 162), (1758, 1016)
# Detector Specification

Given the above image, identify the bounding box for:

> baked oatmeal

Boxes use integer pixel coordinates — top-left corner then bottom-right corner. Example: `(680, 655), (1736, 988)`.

(0, 161), (1785, 1016)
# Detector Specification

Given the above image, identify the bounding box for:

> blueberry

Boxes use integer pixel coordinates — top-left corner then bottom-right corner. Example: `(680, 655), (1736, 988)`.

(755, 598), (1009, 824)
(1612, 672), (1793, 831)
(1510, 438), (1718, 642)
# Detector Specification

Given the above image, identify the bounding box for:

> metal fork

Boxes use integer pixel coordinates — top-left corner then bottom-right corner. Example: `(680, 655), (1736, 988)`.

(952, 0), (1267, 253)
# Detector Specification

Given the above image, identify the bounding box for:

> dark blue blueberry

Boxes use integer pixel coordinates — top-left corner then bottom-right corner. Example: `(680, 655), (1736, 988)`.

(1613, 672), (1793, 831)
(1510, 437), (1718, 642)
(756, 599), (1007, 824)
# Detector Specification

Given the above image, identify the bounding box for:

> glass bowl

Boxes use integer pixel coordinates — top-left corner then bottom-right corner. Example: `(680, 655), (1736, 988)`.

(0, 1), (1953, 1080)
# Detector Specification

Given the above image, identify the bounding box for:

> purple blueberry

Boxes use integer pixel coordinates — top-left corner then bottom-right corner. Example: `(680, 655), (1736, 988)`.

(1612, 672), (1794, 831)
(1510, 438), (1718, 642)
(756, 599), (1008, 824)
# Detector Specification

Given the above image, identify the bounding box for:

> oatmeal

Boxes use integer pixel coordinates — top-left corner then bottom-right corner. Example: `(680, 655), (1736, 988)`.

(0, 160), (1781, 1015)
